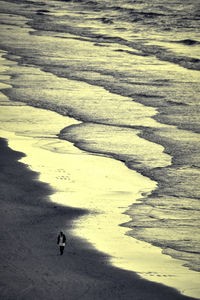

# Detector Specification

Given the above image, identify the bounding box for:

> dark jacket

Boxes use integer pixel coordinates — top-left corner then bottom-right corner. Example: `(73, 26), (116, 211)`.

(57, 233), (66, 245)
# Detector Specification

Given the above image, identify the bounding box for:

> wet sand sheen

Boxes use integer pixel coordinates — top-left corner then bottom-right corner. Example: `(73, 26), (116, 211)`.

(1, 101), (200, 299)
(0, 138), (196, 300)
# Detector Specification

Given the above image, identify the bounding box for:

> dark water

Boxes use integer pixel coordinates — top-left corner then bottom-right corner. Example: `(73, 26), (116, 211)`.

(0, 0), (200, 273)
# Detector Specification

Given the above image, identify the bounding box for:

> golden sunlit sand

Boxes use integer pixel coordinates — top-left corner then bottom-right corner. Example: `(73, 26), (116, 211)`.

(0, 101), (200, 299)
(0, 0), (200, 298)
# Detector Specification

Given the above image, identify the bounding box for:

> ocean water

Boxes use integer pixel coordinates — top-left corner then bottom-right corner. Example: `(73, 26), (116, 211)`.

(0, 0), (200, 283)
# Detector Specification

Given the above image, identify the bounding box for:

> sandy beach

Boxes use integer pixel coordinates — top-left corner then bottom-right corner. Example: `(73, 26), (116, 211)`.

(0, 97), (200, 300)
(0, 0), (200, 298)
(0, 135), (197, 300)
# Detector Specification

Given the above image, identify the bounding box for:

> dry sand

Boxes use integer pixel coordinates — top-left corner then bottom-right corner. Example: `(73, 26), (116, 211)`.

(0, 136), (196, 300)
(0, 57), (199, 298)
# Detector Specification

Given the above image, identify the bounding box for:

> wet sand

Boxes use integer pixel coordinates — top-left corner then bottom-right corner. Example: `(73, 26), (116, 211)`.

(0, 135), (197, 300)
(0, 46), (200, 300)
(0, 97), (200, 299)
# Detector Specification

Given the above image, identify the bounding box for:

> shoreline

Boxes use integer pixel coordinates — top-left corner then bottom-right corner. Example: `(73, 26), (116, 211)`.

(0, 1), (200, 298)
(0, 136), (197, 300)
(0, 45), (200, 299)
(0, 100), (200, 299)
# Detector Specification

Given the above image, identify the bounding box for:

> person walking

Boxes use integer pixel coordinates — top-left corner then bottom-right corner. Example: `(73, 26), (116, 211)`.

(57, 231), (66, 255)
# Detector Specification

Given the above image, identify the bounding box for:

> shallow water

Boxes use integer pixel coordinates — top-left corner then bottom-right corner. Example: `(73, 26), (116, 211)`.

(1, 100), (200, 299)
(0, 0), (200, 297)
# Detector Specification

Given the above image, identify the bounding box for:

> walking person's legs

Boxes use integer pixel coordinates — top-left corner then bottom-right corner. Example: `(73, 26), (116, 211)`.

(60, 246), (64, 255)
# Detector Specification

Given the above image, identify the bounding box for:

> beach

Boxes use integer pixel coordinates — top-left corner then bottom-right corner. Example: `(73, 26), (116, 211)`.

(0, 117), (198, 300)
(0, 0), (200, 298)
(0, 97), (200, 299)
